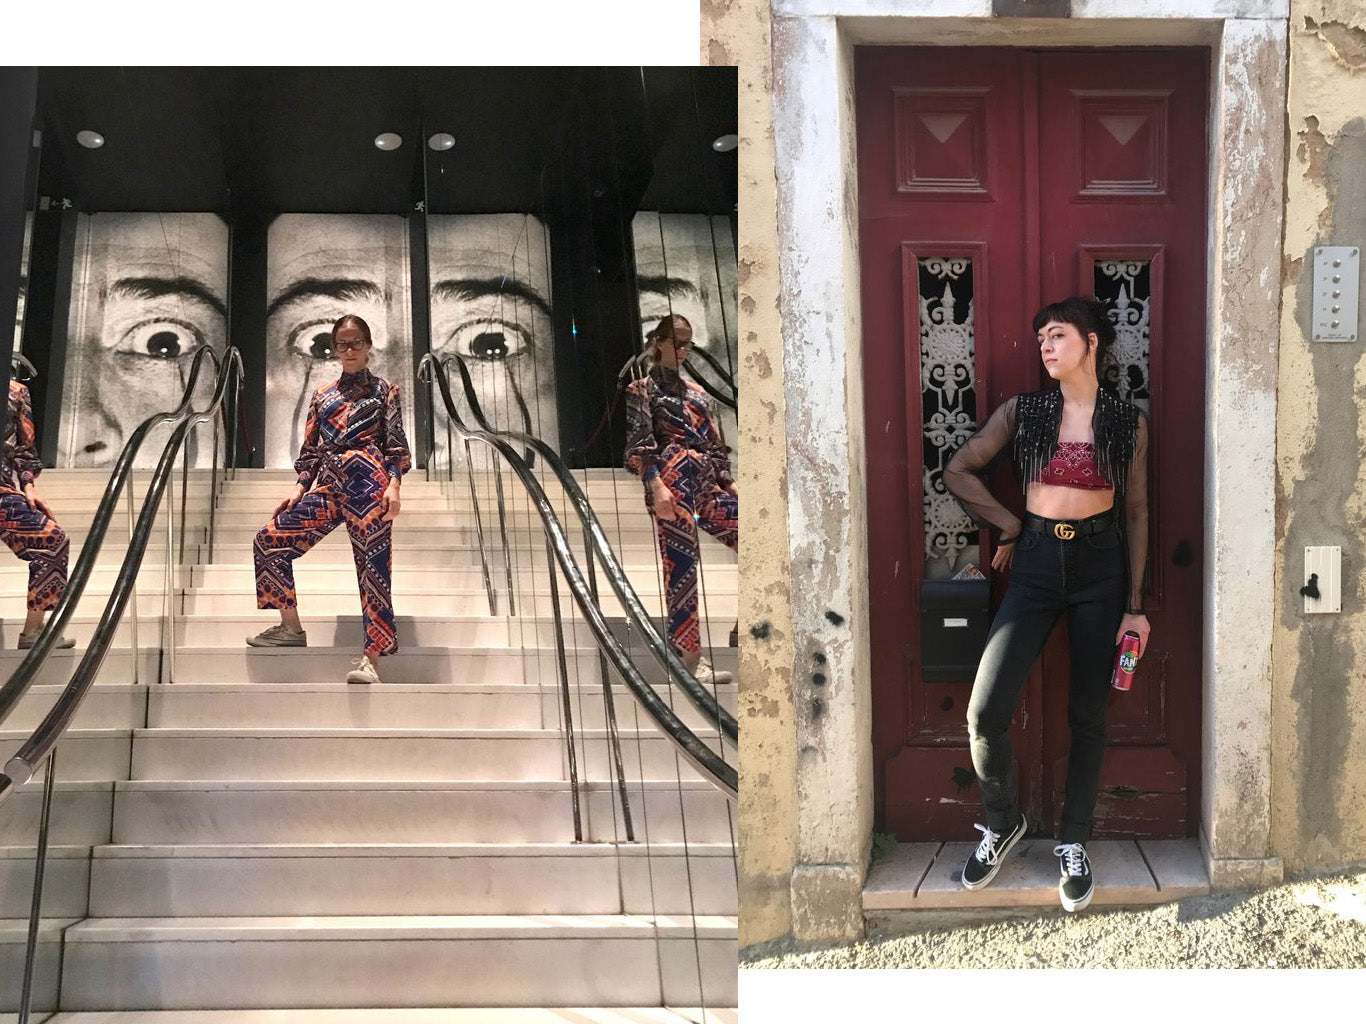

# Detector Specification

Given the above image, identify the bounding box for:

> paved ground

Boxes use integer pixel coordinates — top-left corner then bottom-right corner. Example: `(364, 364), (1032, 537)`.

(741, 866), (1366, 968)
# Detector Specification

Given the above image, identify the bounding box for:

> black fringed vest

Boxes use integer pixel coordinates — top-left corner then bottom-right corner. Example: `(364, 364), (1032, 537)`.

(1011, 386), (1139, 496)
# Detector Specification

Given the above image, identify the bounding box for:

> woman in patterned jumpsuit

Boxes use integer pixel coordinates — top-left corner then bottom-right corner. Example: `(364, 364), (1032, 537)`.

(247, 313), (411, 684)
(3, 377), (74, 649)
(625, 313), (738, 687)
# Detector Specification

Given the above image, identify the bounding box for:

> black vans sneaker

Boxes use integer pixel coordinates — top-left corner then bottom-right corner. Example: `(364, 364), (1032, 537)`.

(1054, 842), (1094, 912)
(961, 815), (1027, 890)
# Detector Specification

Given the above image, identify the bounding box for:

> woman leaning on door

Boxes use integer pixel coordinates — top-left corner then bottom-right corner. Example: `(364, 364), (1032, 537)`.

(942, 296), (1150, 913)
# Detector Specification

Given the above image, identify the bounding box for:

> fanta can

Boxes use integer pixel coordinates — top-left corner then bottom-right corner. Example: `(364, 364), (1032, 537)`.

(1111, 630), (1141, 691)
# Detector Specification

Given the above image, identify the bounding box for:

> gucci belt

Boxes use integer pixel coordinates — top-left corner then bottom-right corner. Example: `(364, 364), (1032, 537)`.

(1053, 523), (1076, 540)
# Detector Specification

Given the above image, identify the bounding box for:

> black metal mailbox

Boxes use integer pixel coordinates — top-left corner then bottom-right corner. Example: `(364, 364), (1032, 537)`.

(919, 578), (991, 683)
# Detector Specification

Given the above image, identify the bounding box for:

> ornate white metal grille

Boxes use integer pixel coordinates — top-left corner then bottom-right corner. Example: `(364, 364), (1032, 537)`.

(1093, 259), (1151, 413)
(919, 257), (978, 579)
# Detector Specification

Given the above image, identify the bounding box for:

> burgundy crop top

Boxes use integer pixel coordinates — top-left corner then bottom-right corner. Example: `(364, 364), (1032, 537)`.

(1035, 441), (1109, 490)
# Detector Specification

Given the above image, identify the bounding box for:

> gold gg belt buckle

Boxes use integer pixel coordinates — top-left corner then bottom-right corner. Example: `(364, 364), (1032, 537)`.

(1054, 523), (1076, 540)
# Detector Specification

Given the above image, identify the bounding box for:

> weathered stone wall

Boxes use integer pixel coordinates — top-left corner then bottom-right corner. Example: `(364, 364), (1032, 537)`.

(703, 0), (801, 946)
(1272, 1), (1366, 873)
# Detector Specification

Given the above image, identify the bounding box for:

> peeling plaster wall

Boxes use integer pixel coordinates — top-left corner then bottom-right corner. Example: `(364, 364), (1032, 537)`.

(703, 0), (801, 946)
(1272, 0), (1366, 874)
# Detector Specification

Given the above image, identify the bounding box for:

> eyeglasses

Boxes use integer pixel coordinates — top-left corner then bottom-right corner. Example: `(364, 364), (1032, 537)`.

(333, 339), (368, 352)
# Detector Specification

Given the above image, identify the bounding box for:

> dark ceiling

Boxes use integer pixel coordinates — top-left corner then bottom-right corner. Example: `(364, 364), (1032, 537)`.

(33, 66), (736, 217)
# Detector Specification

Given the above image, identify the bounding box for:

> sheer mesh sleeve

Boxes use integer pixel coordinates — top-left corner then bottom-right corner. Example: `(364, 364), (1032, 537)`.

(942, 395), (1022, 541)
(1125, 410), (1150, 610)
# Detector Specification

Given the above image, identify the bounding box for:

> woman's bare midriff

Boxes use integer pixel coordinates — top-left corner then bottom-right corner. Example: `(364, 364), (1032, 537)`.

(1025, 481), (1115, 521)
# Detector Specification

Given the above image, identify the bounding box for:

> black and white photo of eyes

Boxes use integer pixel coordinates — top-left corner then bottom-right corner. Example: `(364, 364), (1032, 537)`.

(58, 212), (230, 469)
(426, 213), (557, 463)
(263, 214), (414, 470)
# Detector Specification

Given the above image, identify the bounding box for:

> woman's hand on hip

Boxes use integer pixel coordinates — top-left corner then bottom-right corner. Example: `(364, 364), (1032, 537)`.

(381, 481), (402, 522)
(1117, 613), (1151, 657)
(22, 483), (53, 518)
(990, 538), (1016, 572)
(274, 484), (307, 517)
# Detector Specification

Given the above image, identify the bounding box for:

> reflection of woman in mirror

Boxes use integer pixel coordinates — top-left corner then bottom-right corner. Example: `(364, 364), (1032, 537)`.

(247, 314), (411, 686)
(4, 377), (75, 648)
(624, 314), (738, 687)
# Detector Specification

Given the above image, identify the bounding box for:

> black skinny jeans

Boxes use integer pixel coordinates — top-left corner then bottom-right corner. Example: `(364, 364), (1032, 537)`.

(965, 510), (1125, 844)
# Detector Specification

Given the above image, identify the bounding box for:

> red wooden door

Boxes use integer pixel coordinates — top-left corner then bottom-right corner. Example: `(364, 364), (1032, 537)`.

(857, 47), (1207, 841)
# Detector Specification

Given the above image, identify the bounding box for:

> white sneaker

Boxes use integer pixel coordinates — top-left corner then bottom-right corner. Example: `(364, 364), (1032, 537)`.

(693, 656), (734, 686)
(346, 654), (381, 685)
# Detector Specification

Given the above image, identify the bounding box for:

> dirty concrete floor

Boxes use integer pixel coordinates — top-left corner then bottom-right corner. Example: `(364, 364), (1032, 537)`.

(741, 867), (1366, 968)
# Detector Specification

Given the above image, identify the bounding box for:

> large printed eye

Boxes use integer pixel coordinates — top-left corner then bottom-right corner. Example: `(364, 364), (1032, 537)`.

(287, 320), (339, 361)
(114, 319), (206, 360)
(439, 318), (532, 362)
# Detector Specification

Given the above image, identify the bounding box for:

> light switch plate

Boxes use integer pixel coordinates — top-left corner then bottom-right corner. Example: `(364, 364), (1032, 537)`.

(1312, 247), (1359, 342)
(1304, 546), (1341, 614)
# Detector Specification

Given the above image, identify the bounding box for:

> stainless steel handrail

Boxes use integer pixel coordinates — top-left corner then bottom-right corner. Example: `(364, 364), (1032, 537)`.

(1, 346), (241, 1024)
(443, 353), (739, 743)
(420, 354), (736, 799)
(0, 347), (242, 789)
(0, 345), (226, 727)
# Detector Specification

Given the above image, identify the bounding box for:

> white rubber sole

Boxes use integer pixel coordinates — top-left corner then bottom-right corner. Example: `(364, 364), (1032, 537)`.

(1059, 876), (1094, 912)
(960, 820), (1028, 891)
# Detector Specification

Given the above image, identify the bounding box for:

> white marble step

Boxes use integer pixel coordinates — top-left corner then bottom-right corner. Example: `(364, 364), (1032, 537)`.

(109, 779), (734, 844)
(187, 563), (728, 589)
(168, 647), (738, 688)
(1, 592), (171, 620)
(0, 845), (91, 918)
(127, 727), (725, 783)
(173, 615), (735, 652)
(58, 914), (737, 1009)
(0, 654), (155, 693)
(0, 916), (71, 1014)
(195, 540), (711, 567)
(146, 682), (736, 732)
(0, 782), (114, 845)
(0, 730), (131, 782)
(179, 589), (739, 619)
(88, 842), (736, 917)
(43, 1009), (736, 1023)
(0, 565), (168, 586)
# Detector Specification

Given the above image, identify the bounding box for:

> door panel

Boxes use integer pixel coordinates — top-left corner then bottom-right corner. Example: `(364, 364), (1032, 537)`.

(858, 47), (1207, 841)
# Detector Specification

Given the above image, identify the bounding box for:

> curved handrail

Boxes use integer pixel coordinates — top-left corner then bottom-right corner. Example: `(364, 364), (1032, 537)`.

(617, 349), (737, 411)
(0, 345), (226, 728)
(440, 352), (737, 743)
(420, 354), (735, 799)
(0, 348), (243, 797)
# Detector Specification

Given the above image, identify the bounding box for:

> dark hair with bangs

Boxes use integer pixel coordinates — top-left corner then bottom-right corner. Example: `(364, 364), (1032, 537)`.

(331, 313), (373, 346)
(1031, 296), (1115, 378)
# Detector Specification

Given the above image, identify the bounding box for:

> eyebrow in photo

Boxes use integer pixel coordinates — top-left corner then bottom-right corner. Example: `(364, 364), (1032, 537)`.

(636, 274), (700, 300)
(110, 275), (229, 319)
(432, 277), (552, 321)
(266, 277), (386, 319)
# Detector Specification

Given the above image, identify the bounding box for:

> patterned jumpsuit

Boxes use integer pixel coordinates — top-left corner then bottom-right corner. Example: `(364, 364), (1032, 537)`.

(253, 369), (412, 658)
(2, 380), (69, 612)
(624, 365), (738, 657)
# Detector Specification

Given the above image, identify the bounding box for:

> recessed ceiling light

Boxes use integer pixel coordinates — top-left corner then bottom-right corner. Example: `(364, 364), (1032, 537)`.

(711, 134), (738, 152)
(374, 132), (403, 151)
(76, 130), (104, 149)
(428, 132), (456, 152)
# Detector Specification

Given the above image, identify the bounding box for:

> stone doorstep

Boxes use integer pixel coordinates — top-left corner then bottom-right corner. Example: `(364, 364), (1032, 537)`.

(862, 838), (1209, 911)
